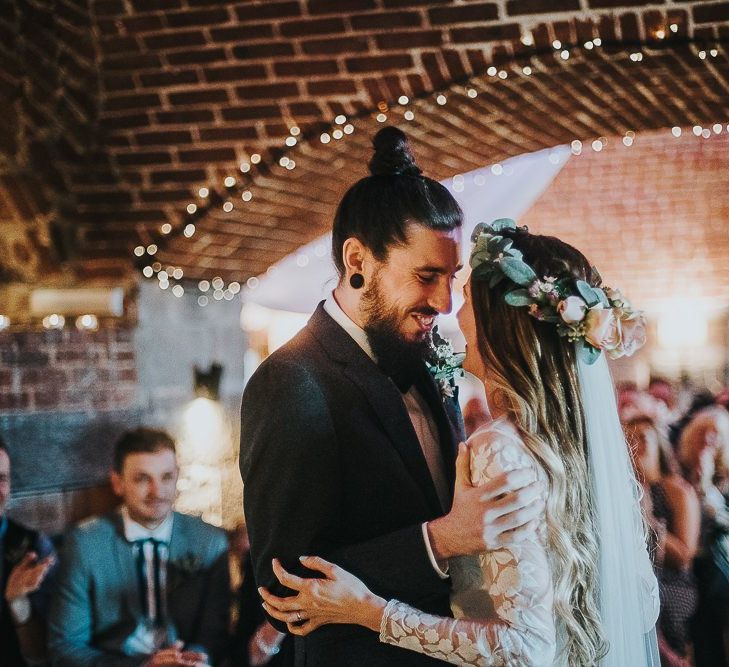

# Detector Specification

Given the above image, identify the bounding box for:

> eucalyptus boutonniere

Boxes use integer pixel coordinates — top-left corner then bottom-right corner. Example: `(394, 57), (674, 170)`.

(168, 553), (204, 590)
(426, 327), (465, 400)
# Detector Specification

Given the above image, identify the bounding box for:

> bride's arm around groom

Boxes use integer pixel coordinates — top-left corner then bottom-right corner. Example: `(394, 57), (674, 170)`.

(262, 423), (556, 667)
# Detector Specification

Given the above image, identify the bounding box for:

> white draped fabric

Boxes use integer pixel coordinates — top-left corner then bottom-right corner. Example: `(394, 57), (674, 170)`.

(241, 145), (572, 319)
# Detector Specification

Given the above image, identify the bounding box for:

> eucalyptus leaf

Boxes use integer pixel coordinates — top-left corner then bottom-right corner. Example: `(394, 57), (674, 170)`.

(495, 238), (513, 253)
(578, 340), (601, 365)
(486, 235), (504, 251)
(490, 218), (517, 232)
(499, 257), (537, 287)
(594, 287), (610, 308)
(576, 280), (599, 307)
(470, 223), (488, 243)
(471, 263), (493, 282)
(469, 250), (491, 269)
(504, 289), (533, 307)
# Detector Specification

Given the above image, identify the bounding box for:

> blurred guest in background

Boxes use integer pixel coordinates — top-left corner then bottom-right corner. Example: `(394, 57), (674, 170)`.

(618, 383), (671, 428)
(624, 417), (699, 666)
(649, 377), (678, 415)
(0, 437), (57, 666)
(678, 407), (729, 666)
(49, 427), (230, 666)
(669, 390), (719, 448)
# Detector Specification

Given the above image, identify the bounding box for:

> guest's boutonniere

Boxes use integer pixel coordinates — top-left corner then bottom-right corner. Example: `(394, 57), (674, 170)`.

(426, 327), (465, 401)
(168, 553), (204, 590)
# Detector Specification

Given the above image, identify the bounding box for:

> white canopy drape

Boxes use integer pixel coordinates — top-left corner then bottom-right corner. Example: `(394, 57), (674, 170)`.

(242, 144), (571, 321)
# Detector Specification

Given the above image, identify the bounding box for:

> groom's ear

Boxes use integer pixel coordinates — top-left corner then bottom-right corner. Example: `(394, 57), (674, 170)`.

(342, 237), (368, 277)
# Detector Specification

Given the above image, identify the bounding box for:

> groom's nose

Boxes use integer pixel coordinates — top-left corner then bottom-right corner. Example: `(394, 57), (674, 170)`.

(429, 280), (453, 314)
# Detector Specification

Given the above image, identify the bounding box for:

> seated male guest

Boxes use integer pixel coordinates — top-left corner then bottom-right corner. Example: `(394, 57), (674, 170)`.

(0, 437), (57, 666)
(49, 428), (229, 666)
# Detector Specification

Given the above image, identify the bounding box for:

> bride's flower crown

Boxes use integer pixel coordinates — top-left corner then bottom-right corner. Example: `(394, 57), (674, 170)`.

(470, 219), (647, 365)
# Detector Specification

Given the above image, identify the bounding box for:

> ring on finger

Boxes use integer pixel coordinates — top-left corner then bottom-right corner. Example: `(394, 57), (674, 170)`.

(296, 611), (302, 622)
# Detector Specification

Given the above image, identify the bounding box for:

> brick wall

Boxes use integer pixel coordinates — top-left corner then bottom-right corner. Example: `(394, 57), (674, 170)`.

(521, 127), (729, 384)
(0, 328), (137, 412)
(2, 0), (728, 284)
(521, 128), (729, 307)
(0, 283), (246, 533)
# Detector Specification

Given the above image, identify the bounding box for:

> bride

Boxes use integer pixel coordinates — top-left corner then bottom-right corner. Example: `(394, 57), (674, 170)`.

(260, 218), (660, 666)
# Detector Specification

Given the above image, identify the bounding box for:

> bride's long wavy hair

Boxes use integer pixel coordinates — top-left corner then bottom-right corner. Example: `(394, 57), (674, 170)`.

(470, 226), (608, 666)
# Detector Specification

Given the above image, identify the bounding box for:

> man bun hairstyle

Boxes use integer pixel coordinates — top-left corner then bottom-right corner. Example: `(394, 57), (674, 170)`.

(113, 427), (176, 473)
(368, 126), (422, 177)
(332, 126), (463, 277)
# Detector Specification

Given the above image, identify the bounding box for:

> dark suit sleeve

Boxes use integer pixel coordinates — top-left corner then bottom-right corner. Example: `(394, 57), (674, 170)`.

(240, 358), (448, 631)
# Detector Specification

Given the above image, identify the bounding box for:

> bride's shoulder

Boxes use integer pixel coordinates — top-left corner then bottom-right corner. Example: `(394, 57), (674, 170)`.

(467, 418), (539, 483)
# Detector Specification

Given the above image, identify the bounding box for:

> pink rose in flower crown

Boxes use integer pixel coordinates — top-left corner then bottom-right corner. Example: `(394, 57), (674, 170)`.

(607, 312), (647, 359)
(584, 306), (620, 351)
(557, 296), (588, 324)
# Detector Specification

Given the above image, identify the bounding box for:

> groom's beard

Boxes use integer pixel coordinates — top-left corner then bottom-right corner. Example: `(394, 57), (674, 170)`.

(361, 275), (434, 388)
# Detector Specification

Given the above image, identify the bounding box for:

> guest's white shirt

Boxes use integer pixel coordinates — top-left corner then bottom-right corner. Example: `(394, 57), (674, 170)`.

(323, 293), (449, 578)
(121, 506), (174, 543)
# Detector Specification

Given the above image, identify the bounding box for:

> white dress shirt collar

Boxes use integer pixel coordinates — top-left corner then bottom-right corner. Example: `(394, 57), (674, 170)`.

(323, 291), (375, 361)
(121, 506), (174, 543)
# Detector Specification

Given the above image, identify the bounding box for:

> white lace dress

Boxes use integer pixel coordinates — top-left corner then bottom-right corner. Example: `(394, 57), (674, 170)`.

(379, 418), (557, 666)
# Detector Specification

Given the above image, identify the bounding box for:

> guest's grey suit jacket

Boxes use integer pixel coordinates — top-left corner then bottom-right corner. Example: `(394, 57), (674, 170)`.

(240, 303), (464, 666)
(49, 510), (229, 666)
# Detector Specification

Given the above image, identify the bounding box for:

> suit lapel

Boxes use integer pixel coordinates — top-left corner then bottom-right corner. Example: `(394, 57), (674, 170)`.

(110, 511), (143, 620)
(308, 304), (444, 514)
(167, 511), (186, 563)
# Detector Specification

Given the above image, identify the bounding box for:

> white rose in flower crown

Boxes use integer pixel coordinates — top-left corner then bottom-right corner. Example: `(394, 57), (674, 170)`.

(607, 312), (647, 359)
(584, 306), (620, 351)
(557, 296), (588, 324)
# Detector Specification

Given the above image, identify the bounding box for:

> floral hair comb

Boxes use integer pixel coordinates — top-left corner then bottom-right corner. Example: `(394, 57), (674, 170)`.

(470, 219), (647, 364)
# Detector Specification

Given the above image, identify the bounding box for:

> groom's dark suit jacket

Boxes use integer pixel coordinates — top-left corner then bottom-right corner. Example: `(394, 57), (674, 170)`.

(240, 303), (464, 666)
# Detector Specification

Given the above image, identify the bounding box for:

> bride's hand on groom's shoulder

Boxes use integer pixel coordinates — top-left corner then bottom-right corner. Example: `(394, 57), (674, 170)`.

(426, 442), (544, 560)
(259, 556), (387, 635)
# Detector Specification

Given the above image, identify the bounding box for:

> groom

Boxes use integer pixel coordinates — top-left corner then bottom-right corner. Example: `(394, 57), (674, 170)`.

(240, 153), (541, 665)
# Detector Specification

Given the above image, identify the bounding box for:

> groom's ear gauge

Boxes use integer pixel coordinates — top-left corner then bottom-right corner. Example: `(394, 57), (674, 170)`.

(349, 273), (364, 289)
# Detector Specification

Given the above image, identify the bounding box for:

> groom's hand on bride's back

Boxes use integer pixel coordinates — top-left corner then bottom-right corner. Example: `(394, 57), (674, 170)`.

(427, 442), (544, 560)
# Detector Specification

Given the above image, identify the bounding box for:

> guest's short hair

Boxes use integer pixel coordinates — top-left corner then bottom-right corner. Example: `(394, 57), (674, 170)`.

(0, 434), (7, 456)
(113, 427), (176, 473)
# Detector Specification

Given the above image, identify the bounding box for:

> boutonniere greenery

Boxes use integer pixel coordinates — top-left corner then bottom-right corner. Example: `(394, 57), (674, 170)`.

(168, 553), (204, 589)
(426, 327), (465, 400)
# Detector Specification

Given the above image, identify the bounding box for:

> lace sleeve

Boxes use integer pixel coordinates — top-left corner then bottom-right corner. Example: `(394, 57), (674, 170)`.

(379, 424), (556, 666)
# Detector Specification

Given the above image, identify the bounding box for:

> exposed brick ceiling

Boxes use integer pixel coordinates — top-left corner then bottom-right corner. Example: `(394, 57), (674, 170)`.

(1, 0), (728, 288)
